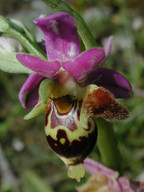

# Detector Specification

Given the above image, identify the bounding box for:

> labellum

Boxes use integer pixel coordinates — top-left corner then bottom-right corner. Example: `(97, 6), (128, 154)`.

(45, 96), (98, 181)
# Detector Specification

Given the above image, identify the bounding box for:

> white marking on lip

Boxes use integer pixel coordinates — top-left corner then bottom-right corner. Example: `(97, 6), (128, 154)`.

(69, 43), (76, 57)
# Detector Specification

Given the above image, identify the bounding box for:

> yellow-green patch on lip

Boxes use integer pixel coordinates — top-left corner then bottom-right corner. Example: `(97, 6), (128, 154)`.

(45, 100), (96, 143)
(45, 121), (95, 142)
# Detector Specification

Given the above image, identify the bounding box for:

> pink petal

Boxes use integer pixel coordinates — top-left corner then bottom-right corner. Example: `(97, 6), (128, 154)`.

(34, 12), (81, 62)
(104, 36), (113, 59)
(19, 73), (45, 109)
(100, 36), (113, 64)
(17, 54), (60, 78)
(62, 48), (105, 82)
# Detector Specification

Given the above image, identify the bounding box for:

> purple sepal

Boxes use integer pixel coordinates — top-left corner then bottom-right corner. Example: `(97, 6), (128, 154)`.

(34, 12), (81, 62)
(18, 72), (45, 109)
(83, 67), (132, 98)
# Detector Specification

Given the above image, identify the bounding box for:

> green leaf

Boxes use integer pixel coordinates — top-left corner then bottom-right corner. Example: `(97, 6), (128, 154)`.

(9, 19), (36, 43)
(22, 170), (54, 192)
(0, 16), (46, 59)
(0, 48), (32, 74)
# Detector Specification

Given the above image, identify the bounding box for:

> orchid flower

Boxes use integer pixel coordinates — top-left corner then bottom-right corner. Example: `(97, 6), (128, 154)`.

(76, 158), (144, 192)
(16, 12), (132, 181)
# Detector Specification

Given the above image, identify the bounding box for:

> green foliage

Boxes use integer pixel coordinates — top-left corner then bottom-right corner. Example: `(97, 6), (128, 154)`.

(0, 49), (31, 74)
(9, 19), (36, 43)
(22, 170), (54, 192)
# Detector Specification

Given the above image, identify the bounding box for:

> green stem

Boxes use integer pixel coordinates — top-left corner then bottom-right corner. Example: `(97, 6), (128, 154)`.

(41, 0), (96, 49)
(6, 28), (46, 59)
(96, 118), (122, 174)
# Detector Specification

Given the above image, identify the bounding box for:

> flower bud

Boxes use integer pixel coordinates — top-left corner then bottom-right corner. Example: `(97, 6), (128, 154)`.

(0, 15), (11, 33)
(0, 37), (23, 52)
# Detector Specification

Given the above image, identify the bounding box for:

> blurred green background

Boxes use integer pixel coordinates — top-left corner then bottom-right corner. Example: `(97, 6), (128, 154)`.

(0, 0), (144, 191)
